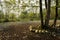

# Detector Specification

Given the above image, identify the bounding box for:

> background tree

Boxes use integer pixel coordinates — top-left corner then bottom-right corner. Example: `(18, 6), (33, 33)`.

(53, 0), (58, 27)
(45, 0), (51, 27)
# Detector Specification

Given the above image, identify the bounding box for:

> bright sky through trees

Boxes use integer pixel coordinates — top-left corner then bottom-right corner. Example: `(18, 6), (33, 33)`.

(0, 0), (55, 16)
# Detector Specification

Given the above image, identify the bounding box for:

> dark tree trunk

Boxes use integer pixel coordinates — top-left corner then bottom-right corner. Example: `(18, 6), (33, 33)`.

(39, 0), (44, 28)
(53, 0), (58, 27)
(45, 0), (48, 9)
(45, 0), (51, 27)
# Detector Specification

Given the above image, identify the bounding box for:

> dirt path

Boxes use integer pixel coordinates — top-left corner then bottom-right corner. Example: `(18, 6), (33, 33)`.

(0, 21), (60, 40)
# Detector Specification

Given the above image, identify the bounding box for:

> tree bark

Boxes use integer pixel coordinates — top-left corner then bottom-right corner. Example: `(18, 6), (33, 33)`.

(39, 0), (44, 28)
(53, 0), (58, 27)
(45, 0), (51, 27)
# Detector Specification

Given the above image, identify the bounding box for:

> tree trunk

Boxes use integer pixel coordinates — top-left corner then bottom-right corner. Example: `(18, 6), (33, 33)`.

(39, 0), (44, 28)
(45, 0), (48, 9)
(53, 0), (58, 27)
(45, 0), (51, 27)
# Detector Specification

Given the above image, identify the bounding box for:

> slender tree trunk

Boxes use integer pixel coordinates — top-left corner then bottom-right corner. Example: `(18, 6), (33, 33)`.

(39, 0), (44, 28)
(44, 0), (48, 25)
(45, 0), (48, 9)
(53, 0), (58, 27)
(45, 0), (51, 27)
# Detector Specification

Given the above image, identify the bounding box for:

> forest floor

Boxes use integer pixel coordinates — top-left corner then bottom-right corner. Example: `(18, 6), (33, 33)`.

(0, 20), (60, 40)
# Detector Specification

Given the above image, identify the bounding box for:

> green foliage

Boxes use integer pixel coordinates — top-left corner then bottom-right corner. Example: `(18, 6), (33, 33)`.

(58, 9), (60, 19)
(20, 11), (28, 19)
(28, 12), (36, 21)
(0, 0), (60, 23)
(9, 13), (17, 22)
(18, 11), (40, 21)
(4, 13), (9, 22)
(18, 11), (29, 21)
(28, 12), (40, 21)
(0, 11), (5, 22)
(50, 7), (55, 19)
(0, 11), (4, 19)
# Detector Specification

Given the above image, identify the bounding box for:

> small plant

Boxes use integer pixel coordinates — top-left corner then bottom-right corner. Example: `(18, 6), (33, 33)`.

(29, 25), (48, 33)
(35, 29), (38, 33)
(29, 25), (35, 32)
(29, 25), (33, 31)
(39, 30), (41, 33)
